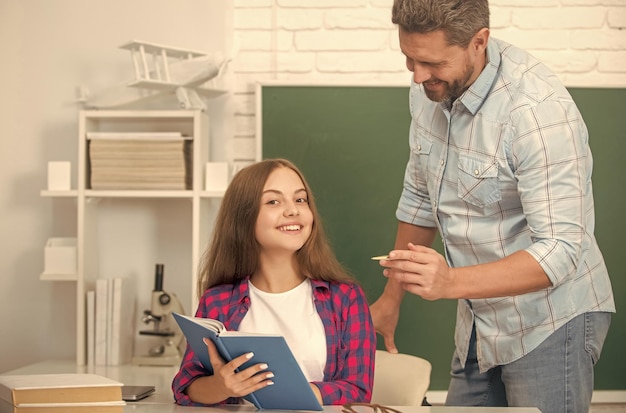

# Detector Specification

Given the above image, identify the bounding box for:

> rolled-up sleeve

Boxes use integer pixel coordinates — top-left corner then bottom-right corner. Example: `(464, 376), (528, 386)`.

(513, 99), (592, 286)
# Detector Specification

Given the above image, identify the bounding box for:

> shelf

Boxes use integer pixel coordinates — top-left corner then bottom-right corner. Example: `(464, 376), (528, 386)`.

(42, 190), (225, 198)
(84, 190), (195, 199)
(40, 272), (78, 281)
(42, 190), (224, 199)
(42, 109), (225, 366)
(41, 190), (78, 197)
(200, 190), (226, 198)
(79, 110), (201, 119)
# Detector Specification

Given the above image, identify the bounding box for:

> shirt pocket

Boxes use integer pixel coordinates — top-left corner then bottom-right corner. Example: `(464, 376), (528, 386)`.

(457, 155), (501, 208)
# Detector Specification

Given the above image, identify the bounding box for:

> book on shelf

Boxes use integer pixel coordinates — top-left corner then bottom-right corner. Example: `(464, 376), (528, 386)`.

(94, 279), (109, 365)
(109, 277), (136, 366)
(86, 132), (184, 140)
(0, 373), (124, 410)
(86, 290), (96, 367)
(88, 181), (190, 190)
(91, 278), (136, 366)
(90, 158), (188, 167)
(172, 312), (323, 411)
(90, 170), (187, 180)
(87, 139), (192, 190)
(88, 140), (191, 153)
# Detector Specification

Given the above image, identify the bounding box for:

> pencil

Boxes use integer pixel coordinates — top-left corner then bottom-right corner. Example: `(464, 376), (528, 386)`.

(371, 255), (390, 261)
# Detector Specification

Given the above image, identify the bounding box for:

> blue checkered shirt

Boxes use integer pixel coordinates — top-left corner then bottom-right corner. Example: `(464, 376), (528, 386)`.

(397, 37), (615, 371)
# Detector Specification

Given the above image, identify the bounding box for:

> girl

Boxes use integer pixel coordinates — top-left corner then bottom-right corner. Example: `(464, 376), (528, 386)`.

(172, 158), (375, 406)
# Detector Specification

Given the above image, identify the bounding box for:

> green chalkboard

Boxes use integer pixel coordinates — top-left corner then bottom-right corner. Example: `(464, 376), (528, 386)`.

(260, 84), (625, 391)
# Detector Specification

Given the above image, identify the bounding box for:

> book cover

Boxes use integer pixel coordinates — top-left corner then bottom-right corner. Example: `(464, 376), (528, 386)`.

(0, 398), (124, 413)
(0, 374), (123, 406)
(105, 278), (114, 365)
(172, 312), (323, 411)
(86, 290), (96, 367)
(94, 279), (109, 365)
(109, 277), (136, 366)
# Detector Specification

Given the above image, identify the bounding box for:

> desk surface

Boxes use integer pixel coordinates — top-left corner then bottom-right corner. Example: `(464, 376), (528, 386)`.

(2, 360), (540, 413)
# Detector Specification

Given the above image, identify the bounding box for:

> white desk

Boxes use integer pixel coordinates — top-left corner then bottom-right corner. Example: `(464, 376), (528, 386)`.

(120, 406), (541, 413)
(2, 360), (540, 413)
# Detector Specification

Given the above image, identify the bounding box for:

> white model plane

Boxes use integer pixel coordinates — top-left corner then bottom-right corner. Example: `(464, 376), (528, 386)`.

(78, 40), (228, 110)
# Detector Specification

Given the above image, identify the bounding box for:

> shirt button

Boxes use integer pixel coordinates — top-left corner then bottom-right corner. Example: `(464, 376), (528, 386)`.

(474, 169), (480, 176)
(417, 145), (421, 151)
(440, 160), (444, 165)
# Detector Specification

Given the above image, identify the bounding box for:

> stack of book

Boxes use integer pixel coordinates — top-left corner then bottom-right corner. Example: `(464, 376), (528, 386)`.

(0, 373), (125, 412)
(87, 132), (192, 190)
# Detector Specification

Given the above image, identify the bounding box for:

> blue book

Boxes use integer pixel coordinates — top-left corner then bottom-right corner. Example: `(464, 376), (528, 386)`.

(172, 312), (323, 411)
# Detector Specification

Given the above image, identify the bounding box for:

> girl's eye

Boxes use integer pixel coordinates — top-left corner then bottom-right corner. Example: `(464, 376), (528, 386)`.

(296, 198), (308, 204)
(266, 199), (279, 205)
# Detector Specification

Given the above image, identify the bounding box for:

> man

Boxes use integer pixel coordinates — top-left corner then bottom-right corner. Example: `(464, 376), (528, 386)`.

(369, 1), (615, 412)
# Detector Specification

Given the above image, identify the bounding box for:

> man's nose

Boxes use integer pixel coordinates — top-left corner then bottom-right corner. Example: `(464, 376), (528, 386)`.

(411, 63), (431, 84)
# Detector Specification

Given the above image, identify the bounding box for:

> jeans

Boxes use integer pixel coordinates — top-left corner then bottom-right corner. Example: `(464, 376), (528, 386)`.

(445, 312), (611, 413)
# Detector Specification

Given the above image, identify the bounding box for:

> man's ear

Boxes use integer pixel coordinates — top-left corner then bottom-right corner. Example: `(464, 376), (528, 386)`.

(472, 28), (490, 54)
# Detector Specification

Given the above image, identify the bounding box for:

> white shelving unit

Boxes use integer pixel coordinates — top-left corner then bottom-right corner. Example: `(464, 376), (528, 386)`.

(41, 110), (224, 365)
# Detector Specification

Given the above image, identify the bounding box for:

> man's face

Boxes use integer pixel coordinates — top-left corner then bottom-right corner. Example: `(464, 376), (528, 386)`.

(399, 28), (487, 102)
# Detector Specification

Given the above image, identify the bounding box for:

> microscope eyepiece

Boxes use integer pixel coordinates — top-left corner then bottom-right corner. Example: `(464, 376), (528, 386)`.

(154, 263), (164, 291)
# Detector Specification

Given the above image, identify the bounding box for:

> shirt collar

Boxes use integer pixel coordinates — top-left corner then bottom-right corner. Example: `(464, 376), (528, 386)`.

(233, 275), (331, 302)
(456, 38), (500, 115)
(231, 276), (251, 306)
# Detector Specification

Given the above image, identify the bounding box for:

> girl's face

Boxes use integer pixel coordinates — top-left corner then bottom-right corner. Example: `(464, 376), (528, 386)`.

(255, 167), (313, 255)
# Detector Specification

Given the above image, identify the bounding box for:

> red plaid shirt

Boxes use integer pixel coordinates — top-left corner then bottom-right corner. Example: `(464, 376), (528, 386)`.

(172, 276), (375, 406)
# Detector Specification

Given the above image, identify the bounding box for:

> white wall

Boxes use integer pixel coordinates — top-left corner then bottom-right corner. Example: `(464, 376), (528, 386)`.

(1, 0), (624, 374)
(0, 0), (233, 373)
(231, 0), (626, 163)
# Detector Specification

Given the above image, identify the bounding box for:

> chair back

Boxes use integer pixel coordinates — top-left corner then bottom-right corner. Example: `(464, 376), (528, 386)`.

(371, 350), (432, 406)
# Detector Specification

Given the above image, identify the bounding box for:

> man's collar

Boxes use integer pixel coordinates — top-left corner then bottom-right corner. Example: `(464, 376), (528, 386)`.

(457, 38), (500, 115)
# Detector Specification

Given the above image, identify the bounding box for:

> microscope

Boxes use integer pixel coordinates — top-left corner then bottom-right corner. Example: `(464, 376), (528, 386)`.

(132, 264), (185, 366)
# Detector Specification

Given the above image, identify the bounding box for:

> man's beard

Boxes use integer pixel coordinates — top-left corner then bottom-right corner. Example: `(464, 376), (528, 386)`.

(424, 62), (475, 103)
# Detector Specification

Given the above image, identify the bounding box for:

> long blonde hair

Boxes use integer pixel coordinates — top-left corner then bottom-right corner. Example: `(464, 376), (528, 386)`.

(197, 158), (354, 299)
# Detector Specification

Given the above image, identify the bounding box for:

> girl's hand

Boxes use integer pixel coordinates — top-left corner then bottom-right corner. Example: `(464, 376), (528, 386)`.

(204, 338), (275, 399)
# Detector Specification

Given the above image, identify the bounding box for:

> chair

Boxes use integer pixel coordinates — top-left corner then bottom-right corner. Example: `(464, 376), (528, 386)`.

(371, 350), (432, 406)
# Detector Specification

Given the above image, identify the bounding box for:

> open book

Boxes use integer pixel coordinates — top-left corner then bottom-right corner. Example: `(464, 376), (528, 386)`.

(172, 312), (323, 411)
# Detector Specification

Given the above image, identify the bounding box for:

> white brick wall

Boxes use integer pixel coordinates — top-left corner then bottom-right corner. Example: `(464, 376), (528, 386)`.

(231, 0), (626, 162)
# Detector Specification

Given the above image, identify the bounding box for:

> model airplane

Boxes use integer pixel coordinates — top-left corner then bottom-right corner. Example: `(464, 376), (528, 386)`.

(78, 40), (229, 110)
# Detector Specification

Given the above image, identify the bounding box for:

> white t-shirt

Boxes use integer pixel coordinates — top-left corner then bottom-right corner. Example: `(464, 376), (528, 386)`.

(238, 279), (327, 382)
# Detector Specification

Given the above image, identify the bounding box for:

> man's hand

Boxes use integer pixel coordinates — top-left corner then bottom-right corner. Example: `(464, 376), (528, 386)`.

(369, 291), (401, 354)
(383, 243), (456, 301)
